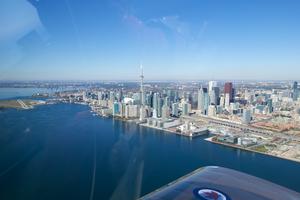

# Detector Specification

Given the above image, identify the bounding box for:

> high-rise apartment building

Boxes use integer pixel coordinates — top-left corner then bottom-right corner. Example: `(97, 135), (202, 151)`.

(224, 82), (234, 102)
(198, 87), (209, 115)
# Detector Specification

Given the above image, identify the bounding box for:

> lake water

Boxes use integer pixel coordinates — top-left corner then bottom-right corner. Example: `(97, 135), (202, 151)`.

(0, 103), (300, 200)
(0, 88), (54, 100)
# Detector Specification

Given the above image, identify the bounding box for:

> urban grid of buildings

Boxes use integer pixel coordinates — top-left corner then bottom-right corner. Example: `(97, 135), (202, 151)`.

(55, 68), (300, 162)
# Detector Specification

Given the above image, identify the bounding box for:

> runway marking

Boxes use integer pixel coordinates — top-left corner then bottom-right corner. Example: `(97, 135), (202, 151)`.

(17, 99), (32, 109)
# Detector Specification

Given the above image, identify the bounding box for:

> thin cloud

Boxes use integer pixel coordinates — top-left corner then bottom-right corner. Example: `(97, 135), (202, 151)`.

(0, 0), (49, 76)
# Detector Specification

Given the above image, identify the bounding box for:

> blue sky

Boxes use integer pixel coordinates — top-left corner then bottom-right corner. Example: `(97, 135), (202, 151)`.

(0, 0), (300, 80)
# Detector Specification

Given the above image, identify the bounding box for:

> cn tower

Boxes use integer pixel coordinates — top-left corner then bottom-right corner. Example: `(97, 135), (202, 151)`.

(140, 64), (144, 106)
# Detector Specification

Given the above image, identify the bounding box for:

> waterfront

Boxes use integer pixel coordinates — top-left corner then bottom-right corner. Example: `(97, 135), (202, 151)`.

(0, 103), (300, 200)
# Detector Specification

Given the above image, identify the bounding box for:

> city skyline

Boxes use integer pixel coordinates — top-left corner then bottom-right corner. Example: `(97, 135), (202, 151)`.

(1, 0), (300, 80)
(2, 1), (300, 199)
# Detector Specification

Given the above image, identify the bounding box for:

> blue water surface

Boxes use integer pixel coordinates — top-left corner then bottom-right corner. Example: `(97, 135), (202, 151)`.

(0, 103), (300, 200)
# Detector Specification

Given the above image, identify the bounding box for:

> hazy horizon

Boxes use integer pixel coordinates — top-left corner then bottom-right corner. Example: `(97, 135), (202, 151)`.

(0, 76), (300, 83)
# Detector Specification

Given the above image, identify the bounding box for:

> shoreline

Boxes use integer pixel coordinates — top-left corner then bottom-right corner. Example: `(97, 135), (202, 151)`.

(88, 105), (300, 164)
(0, 99), (46, 109)
(205, 136), (300, 164)
(90, 105), (300, 164)
(89, 106), (300, 163)
(5, 100), (300, 165)
(140, 123), (208, 138)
